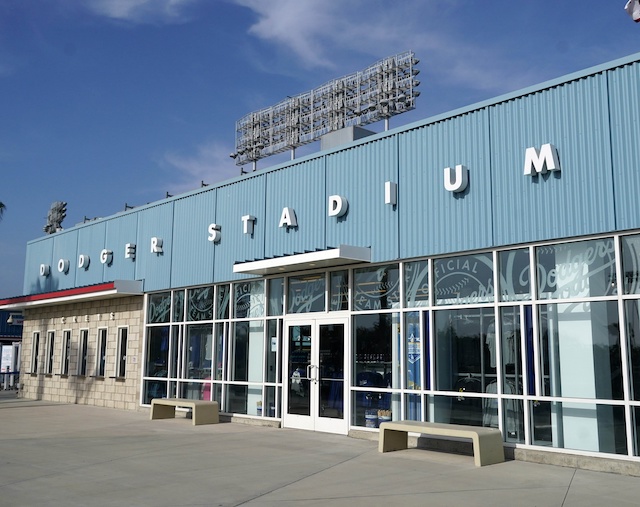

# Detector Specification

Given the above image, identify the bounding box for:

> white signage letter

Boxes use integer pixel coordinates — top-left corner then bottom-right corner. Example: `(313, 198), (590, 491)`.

(125, 243), (136, 260)
(279, 207), (297, 228)
(78, 254), (90, 270)
(57, 259), (70, 274)
(524, 143), (560, 175)
(242, 215), (256, 235)
(444, 165), (469, 192)
(151, 237), (163, 253)
(100, 249), (113, 265)
(385, 181), (397, 205)
(39, 264), (50, 277)
(208, 223), (221, 243)
(328, 195), (348, 217)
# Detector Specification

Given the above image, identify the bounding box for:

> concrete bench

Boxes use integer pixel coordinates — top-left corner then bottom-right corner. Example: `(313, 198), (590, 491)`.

(378, 420), (504, 467)
(150, 398), (219, 426)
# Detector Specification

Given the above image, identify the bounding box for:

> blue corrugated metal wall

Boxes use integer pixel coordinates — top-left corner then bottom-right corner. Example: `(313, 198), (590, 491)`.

(20, 53), (640, 295)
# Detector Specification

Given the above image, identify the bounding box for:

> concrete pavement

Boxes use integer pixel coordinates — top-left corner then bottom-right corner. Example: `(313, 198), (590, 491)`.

(0, 396), (639, 506)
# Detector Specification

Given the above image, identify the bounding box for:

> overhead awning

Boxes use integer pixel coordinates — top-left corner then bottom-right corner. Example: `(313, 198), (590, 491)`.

(233, 245), (371, 276)
(0, 280), (144, 311)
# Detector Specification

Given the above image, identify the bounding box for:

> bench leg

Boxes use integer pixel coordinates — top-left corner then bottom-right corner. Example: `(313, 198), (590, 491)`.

(472, 433), (505, 467)
(379, 428), (408, 453)
(192, 404), (219, 425)
(150, 403), (176, 420)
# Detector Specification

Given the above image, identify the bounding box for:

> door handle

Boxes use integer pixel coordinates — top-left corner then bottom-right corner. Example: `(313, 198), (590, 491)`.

(307, 364), (319, 384)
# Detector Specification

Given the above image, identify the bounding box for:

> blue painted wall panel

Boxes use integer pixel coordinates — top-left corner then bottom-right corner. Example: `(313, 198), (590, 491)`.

(264, 158), (325, 257)
(51, 230), (79, 290)
(399, 110), (493, 259)
(326, 136), (399, 262)
(135, 203), (174, 292)
(76, 221), (107, 287)
(171, 189), (217, 288)
(608, 61), (640, 231)
(213, 175), (267, 282)
(104, 212), (138, 282)
(490, 73), (614, 246)
(23, 238), (54, 294)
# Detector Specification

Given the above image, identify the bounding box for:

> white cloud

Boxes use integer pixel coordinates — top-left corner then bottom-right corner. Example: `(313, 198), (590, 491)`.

(163, 140), (240, 195)
(84, 0), (197, 24)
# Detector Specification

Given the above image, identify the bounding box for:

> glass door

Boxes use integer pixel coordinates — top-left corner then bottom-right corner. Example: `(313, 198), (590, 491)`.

(283, 317), (348, 434)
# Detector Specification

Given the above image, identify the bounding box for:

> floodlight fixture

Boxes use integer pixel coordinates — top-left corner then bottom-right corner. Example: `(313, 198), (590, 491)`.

(233, 50), (420, 167)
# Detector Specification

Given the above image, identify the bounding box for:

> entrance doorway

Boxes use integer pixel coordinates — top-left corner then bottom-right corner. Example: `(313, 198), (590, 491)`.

(283, 317), (348, 434)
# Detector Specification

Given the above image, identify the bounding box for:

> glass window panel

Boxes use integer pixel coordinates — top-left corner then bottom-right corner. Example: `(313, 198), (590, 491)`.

(503, 399), (525, 443)
(226, 385), (248, 414)
(625, 300), (640, 401)
(234, 280), (265, 318)
(539, 301), (622, 400)
(266, 320), (279, 383)
(404, 312), (422, 390)
(187, 286), (214, 321)
(622, 234), (640, 294)
(434, 253), (494, 305)
(353, 264), (400, 311)
(143, 379), (167, 404)
(353, 313), (400, 389)
(172, 290), (184, 322)
(529, 401), (627, 455)
(267, 278), (284, 316)
(178, 381), (207, 400)
(265, 386), (277, 417)
(287, 273), (326, 313)
(213, 323), (226, 381)
(431, 394), (487, 427)
(230, 321), (264, 382)
(536, 238), (616, 300)
(147, 292), (171, 323)
(168, 326), (179, 378)
(498, 249), (531, 302)
(404, 260), (429, 307)
(146, 326), (169, 377)
(499, 307), (523, 395)
(404, 394), (421, 421)
(216, 284), (230, 319)
(184, 324), (212, 380)
(352, 392), (400, 428)
(434, 308), (495, 392)
(330, 270), (349, 311)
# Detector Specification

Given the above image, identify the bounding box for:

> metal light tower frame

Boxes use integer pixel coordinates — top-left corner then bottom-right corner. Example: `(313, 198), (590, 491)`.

(231, 51), (420, 169)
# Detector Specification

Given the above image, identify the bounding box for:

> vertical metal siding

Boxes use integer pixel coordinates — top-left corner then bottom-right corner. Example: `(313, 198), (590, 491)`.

(104, 212), (139, 282)
(135, 203), (174, 292)
(23, 238), (54, 295)
(213, 175), (267, 283)
(51, 230), (79, 291)
(75, 221), (107, 287)
(264, 158), (325, 258)
(325, 136), (399, 262)
(490, 73), (614, 246)
(608, 61), (640, 231)
(171, 189), (217, 288)
(398, 110), (493, 259)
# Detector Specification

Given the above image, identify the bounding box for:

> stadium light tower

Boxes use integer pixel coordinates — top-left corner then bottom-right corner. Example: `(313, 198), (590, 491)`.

(231, 51), (420, 169)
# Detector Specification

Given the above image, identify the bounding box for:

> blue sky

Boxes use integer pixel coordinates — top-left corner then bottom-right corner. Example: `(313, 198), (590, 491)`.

(0, 0), (638, 298)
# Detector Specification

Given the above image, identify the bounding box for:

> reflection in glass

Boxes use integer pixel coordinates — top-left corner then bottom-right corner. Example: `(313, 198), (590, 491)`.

(173, 290), (184, 322)
(146, 326), (169, 377)
(266, 320), (279, 383)
(530, 400), (627, 454)
(405, 393), (421, 421)
(234, 280), (265, 319)
(536, 238), (616, 299)
(288, 274), (326, 313)
(330, 270), (349, 311)
(624, 300), (640, 401)
(404, 260), (429, 307)
(622, 234), (640, 294)
(539, 301), (622, 400)
(288, 325), (311, 416)
(318, 324), (344, 420)
(434, 253), (494, 305)
(185, 324), (212, 380)
(216, 284), (230, 319)
(499, 248), (530, 302)
(268, 278), (284, 316)
(214, 323), (226, 380)
(500, 307), (523, 395)
(353, 265), (400, 311)
(187, 286), (214, 321)
(147, 292), (171, 323)
(231, 321), (264, 382)
(353, 313), (399, 389)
